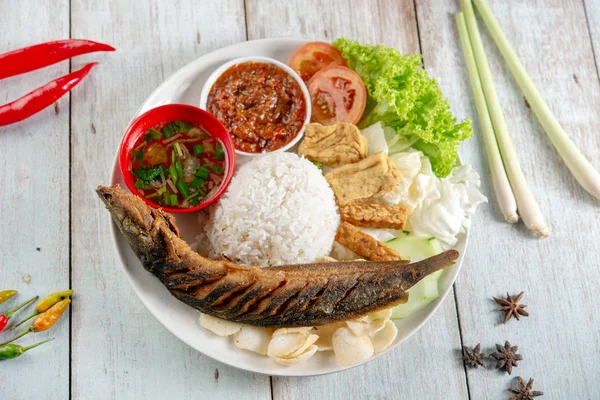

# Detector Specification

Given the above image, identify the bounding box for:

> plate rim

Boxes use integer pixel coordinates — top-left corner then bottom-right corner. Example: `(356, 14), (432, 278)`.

(107, 37), (469, 377)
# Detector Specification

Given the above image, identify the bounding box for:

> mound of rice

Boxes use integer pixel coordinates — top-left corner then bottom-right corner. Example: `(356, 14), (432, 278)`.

(203, 152), (340, 267)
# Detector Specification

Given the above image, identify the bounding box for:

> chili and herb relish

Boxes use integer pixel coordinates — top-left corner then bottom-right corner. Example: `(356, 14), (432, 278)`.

(206, 62), (306, 153)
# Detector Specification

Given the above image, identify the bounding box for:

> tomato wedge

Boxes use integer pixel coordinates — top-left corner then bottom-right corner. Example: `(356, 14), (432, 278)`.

(307, 65), (367, 125)
(289, 42), (347, 82)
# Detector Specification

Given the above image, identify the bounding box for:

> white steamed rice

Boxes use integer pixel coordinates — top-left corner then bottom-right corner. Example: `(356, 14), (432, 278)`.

(200, 152), (340, 267)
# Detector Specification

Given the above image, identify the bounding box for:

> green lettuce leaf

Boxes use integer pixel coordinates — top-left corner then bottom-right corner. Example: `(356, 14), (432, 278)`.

(333, 38), (471, 177)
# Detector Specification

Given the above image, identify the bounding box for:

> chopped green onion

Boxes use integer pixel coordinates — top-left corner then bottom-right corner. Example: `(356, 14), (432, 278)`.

(162, 125), (174, 139)
(162, 192), (169, 205)
(144, 192), (159, 199)
(311, 160), (324, 170)
(209, 164), (224, 175)
(185, 191), (200, 201)
(169, 164), (178, 184)
(157, 187), (166, 195)
(174, 142), (184, 158)
(193, 144), (203, 156)
(190, 177), (205, 189)
(196, 167), (210, 180)
(176, 180), (190, 197)
(170, 194), (178, 206)
(175, 160), (184, 178)
(189, 197), (200, 206)
(171, 148), (176, 164)
(214, 142), (225, 161)
(134, 179), (152, 190)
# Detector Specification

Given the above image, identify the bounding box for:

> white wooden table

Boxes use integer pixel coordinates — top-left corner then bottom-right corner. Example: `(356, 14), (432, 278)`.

(1, 1), (599, 399)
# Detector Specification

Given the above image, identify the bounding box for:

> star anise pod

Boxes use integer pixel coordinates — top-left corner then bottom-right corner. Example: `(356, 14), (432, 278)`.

(462, 343), (487, 368)
(508, 376), (544, 399)
(491, 340), (523, 375)
(494, 291), (529, 323)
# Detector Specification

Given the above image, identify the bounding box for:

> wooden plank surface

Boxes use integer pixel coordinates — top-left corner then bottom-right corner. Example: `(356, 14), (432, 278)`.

(2, 0), (599, 399)
(427, 0), (600, 398)
(0, 1), (71, 399)
(245, 1), (467, 398)
(69, 1), (269, 399)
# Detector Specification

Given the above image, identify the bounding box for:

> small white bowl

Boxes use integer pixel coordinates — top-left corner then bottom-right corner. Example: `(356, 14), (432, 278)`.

(199, 56), (311, 157)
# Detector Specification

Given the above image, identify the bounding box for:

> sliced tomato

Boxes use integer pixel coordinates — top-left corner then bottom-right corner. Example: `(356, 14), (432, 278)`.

(289, 42), (347, 82)
(307, 65), (367, 125)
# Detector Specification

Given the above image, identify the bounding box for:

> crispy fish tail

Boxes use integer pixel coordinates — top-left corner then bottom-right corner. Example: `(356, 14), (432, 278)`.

(97, 184), (459, 327)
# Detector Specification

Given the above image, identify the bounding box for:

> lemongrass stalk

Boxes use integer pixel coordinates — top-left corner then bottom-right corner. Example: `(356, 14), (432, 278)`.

(473, 0), (600, 200)
(456, 13), (518, 223)
(461, 0), (549, 237)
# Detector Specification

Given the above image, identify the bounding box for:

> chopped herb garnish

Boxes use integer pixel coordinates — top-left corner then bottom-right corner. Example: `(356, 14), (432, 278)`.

(214, 142), (225, 161)
(145, 128), (162, 141)
(133, 166), (162, 182)
(196, 167), (210, 180)
(176, 180), (190, 197)
(176, 120), (191, 132)
(402, 230), (411, 235)
(171, 148), (176, 163)
(193, 144), (203, 156)
(170, 194), (178, 206)
(209, 164), (224, 175)
(135, 150), (145, 162)
(162, 124), (174, 139)
(134, 179), (152, 190)
(175, 160), (184, 179)
(189, 196), (200, 206)
(162, 192), (169, 205)
(168, 164), (178, 184)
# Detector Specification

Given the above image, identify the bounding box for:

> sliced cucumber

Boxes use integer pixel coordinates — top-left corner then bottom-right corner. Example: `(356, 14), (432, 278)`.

(385, 236), (444, 319)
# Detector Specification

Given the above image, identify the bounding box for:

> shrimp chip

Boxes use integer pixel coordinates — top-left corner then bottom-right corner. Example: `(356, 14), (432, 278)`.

(345, 308), (392, 336)
(233, 325), (273, 355)
(272, 327), (313, 337)
(311, 322), (344, 351)
(370, 321), (398, 353)
(273, 345), (319, 366)
(288, 334), (319, 358)
(332, 327), (374, 366)
(199, 313), (242, 336)
(267, 332), (310, 358)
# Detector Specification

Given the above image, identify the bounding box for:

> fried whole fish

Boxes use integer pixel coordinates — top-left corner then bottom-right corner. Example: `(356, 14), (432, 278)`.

(97, 184), (459, 327)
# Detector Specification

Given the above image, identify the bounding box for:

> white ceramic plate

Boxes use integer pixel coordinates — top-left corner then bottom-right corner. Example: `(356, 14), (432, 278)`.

(109, 38), (468, 376)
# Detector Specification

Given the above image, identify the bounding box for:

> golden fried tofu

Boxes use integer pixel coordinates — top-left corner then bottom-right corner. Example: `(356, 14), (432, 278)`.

(335, 222), (401, 262)
(325, 151), (401, 206)
(298, 123), (368, 167)
(340, 204), (407, 230)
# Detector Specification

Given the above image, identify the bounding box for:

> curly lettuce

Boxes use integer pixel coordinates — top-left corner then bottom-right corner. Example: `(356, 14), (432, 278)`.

(333, 38), (471, 177)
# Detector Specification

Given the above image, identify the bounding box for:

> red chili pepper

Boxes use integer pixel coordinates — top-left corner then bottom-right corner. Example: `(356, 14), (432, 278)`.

(0, 39), (114, 80)
(0, 63), (97, 127)
(0, 296), (38, 332)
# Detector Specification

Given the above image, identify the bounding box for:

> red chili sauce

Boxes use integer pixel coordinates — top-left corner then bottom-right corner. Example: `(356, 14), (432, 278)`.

(129, 120), (227, 208)
(206, 62), (307, 153)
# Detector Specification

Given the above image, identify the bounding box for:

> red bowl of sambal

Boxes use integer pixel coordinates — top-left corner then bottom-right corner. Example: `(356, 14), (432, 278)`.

(118, 104), (236, 213)
(199, 57), (311, 156)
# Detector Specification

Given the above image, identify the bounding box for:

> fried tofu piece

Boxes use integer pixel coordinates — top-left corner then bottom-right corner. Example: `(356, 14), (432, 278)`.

(325, 151), (401, 206)
(335, 222), (401, 262)
(340, 204), (407, 230)
(298, 123), (368, 167)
